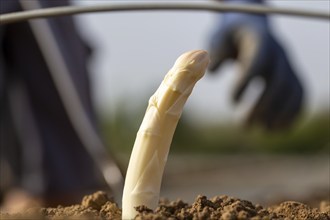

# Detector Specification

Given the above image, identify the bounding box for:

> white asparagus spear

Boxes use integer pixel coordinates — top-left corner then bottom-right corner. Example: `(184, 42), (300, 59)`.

(122, 50), (210, 219)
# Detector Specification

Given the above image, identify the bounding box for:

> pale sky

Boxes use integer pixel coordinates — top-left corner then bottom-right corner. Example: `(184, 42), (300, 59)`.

(73, 0), (329, 124)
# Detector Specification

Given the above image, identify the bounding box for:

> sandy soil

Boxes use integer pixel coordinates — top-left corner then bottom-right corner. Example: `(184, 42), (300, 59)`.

(0, 191), (329, 219)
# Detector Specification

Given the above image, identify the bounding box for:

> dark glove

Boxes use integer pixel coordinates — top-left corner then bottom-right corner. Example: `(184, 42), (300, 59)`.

(208, 5), (304, 130)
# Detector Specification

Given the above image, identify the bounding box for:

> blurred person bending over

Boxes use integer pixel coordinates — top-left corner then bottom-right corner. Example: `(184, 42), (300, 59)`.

(0, 0), (120, 210)
(208, 0), (304, 130)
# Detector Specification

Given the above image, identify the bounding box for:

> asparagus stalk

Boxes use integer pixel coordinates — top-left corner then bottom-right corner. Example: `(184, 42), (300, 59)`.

(122, 50), (210, 219)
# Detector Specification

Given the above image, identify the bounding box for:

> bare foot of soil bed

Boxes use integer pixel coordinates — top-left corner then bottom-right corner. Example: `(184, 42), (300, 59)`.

(1, 191), (329, 220)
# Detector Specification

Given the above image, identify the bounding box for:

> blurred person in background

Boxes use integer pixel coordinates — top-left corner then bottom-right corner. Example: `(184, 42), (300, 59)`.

(0, 0), (121, 211)
(208, 0), (304, 130)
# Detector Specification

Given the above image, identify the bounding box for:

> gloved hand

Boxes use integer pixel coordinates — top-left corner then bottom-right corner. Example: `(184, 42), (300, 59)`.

(208, 2), (304, 130)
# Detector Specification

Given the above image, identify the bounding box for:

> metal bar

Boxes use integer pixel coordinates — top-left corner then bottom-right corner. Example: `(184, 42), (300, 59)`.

(1, 2), (329, 25)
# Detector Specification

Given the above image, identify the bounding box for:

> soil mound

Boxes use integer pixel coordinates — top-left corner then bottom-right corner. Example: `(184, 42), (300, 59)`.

(1, 191), (329, 220)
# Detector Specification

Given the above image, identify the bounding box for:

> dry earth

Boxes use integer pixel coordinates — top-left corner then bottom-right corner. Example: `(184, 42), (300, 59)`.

(0, 191), (329, 220)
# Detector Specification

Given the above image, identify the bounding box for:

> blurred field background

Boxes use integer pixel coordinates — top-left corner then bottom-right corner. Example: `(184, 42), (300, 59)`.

(99, 107), (329, 208)
(102, 108), (329, 155)
(100, 105), (329, 206)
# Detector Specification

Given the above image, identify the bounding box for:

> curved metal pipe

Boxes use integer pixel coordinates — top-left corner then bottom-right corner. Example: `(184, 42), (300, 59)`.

(1, 2), (329, 25)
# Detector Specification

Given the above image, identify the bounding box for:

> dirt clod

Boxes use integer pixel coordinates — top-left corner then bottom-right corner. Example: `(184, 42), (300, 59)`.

(81, 191), (111, 211)
(268, 201), (329, 220)
(0, 191), (329, 219)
